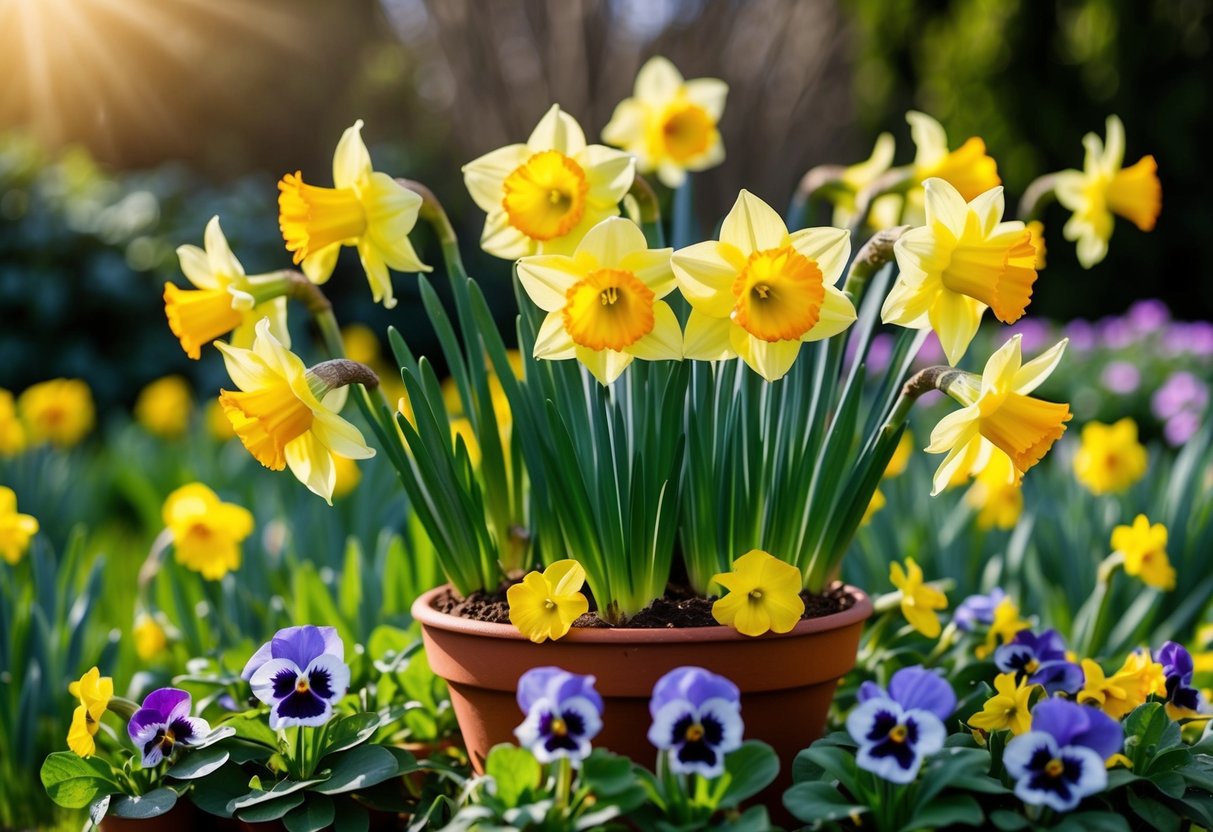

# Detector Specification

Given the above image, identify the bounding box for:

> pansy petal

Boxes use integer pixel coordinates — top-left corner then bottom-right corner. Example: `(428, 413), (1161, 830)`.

(304, 652), (351, 703)
(249, 658), (303, 706)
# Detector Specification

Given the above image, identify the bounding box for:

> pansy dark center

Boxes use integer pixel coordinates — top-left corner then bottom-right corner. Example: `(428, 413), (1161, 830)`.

(888, 724), (909, 744)
(1045, 758), (1064, 777)
(685, 723), (705, 742)
(296, 678), (310, 694)
(550, 717), (568, 736)
(1026, 658), (1041, 674)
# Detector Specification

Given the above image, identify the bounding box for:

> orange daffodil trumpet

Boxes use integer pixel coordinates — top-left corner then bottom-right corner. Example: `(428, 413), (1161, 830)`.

(601, 56), (727, 188)
(278, 120), (431, 308)
(1055, 115), (1161, 268)
(166, 216), (290, 360)
(672, 190), (856, 382)
(884, 178), (1039, 366)
(463, 104), (635, 260)
(216, 319), (374, 504)
(516, 217), (681, 385)
(926, 334), (1071, 496)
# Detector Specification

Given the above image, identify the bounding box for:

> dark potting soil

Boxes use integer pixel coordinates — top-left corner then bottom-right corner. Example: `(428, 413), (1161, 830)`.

(431, 581), (854, 629)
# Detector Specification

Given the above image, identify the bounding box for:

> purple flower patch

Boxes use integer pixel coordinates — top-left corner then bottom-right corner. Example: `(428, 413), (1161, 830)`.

(849, 666), (954, 783)
(995, 629), (1084, 696)
(647, 667), (743, 778)
(128, 688), (210, 768)
(952, 588), (1005, 632)
(247, 625), (350, 729)
(1158, 641), (1204, 718)
(514, 667), (603, 765)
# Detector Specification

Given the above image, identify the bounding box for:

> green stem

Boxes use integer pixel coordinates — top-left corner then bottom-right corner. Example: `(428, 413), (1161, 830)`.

(1017, 173), (1059, 222)
(626, 174), (665, 248)
(1083, 553), (1124, 658)
(554, 756), (572, 810)
(840, 226), (910, 307)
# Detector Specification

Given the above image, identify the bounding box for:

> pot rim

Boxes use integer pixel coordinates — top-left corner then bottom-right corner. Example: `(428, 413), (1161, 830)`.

(411, 583), (873, 643)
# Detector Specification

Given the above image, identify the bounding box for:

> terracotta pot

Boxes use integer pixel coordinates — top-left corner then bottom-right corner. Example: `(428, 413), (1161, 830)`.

(98, 801), (201, 831)
(413, 584), (872, 812)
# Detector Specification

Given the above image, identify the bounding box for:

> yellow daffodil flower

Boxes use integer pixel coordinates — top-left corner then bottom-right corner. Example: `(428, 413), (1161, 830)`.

(601, 55), (727, 188)
(133, 376), (193, 440)
(463, 104), (635, 260)
(832, 133), (901, 229)
(926, 335), (1071, 495)
(279, 120), (431, 308)
(163, 483), (254, 580)
(516, 217), (681, 385)
(1078, 651), (1164, 720)
(205, 399), (235, 441)
(0, 389), (26, 457)
(968, 673), (1036, 735)
(165, 216), (290, 359)
(67, 667), (112, 758)
(884, 178), (1038, 365)
(1112, 514), (1175, 591)
(908, 111), (1001, 202)
(976, 596), (1030, 659)
(671, 190), (856, 382)
(507, 559), (590, 643)
(341, 323), (382, 365)
(0, 486), (38, 566)
(711, 550), (805, 637)
(1073, 418), (1148, 496)
(17, 378), (94, 448)
(1026, 220), (1047, 269)
(889, 557), (947, 638)
(964, 451), (1024, 531)
(216, 319), (375, 504)
(133, 613), (168, 661)
(1055, 115), (1161, 268)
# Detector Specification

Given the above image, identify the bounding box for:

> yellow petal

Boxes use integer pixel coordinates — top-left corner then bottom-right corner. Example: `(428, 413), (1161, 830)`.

(544, 559), (587, 595)
(907, 110), (949, 168)
(788, 227), (851, 286)
(683, 78), (728, 121)
(929, 289), (983, 366)
(462, 144), (532, 213)
(626, 301), (683, 361)
(922, 178), (968, 239)
(634, 56), (683, 100)
(517, 255), (584, 312)
(575, 346), (633, 385)
(203, 216), (244, 280)
(671, 241), (739, 318)
(719, 190), (788, 255)
(574, 217), (647, 267)
(801, 285), (856, 342)
(730, 328), (801, 382)
(533, 313), (578, 360)
(683, 309), (735, 361)
(284, 431), (336, 505)
(1012, 338), (1068, 395)
(302, 242), (341, 285)
(332, 119), (372, 189)
(527, 104), (587, 156)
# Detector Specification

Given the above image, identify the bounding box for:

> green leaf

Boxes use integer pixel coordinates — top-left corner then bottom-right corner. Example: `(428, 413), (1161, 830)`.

(332, 798), (371, 832)
(485, 744), (541, 807)
(108, 788), (178, 819)
(902, 794), (983, 831)
(988, 809), (1030, 830)
(1051, 812), (1131, 832)
(1124, 702), (1183, 772)
(314, 745), (402, 795)
(284, 794), (336, 832)
(580, 750), (638, 797)
(718, 741), (779, 808)
(236, 792), (307, 822)
(40, 752), (119, 809)
(1127, 789), (1181, 832)
(783, 782), (868, 824)
(321, 713), (381, 757)
(189, 764), (250, 818)
(229, 777), (329, 811)
(166, 746), (230, 780)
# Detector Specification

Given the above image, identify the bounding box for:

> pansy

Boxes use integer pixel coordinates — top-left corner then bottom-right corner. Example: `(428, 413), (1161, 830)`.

(849, 666), (955, 784)
(710, 549), (805, 637)
(952, 587), (1006, 632)
(648, 667), (743, 778)
(1003, 698), (1122, 812)
(888, 557), (947, 638)
(245, 625), (350, 729)
(67, 667), (113, 758)
(127, 688), (210, 768)
(1157, 641), (1204, 720)
(513, 667), (603, 765)
(995, 629), (1084, 695)
(968, 672), (1036, 736)
(1073, 418), (1147, 496)
(671, 190), (856, 382)
(507, 559), (590, 643)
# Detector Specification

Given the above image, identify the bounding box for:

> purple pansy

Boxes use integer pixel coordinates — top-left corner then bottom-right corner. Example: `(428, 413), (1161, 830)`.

(1004, 698), (1122, 812)
(849, 666), (955, 784)
(952, 588), (1006, 632)
(513, 667), (603, 765)
(647, 667), (743, 778)
(1158, 641), (1204, 719)
(246, 625), (350, 729)
(128, 688), (210, 768)
(995, 629), (1084, 696)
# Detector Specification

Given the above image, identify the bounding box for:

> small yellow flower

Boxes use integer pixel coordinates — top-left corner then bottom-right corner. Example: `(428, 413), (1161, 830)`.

(889, 557), (947, 638)
(968, 673), (1036, 735)
(927, 335), (1071, 495)
(908, 111), (1001, 202)
(1078, 651), (1164, 720)
(67, 667), (113, 758)
(507, 559), (590, 643)
(1073, 418), (1148, 496)
(463, 104), (635, 260)
(331, 455), (362, 500)
(18, 378), (95, 448)
(217, 318), (375, 504)
(861, 488), (887, 526)
(1055, 115), (1160, 268)
(601, 56), (727, 188)
(1112, 514), (1175, 591)
(883, 178), (1038, 365)
(279, 120), (431, 308)
(517, 217), (681, 385)
(133, 375), (193, 439)
(0, 389), (26, 457)
(711, 550), (805, 637)
(205, 399), (235, 441)
(1106, 753), (1133, 770)
(163, 483), (255, 580)
(671, 190), (856, 382)
(133, 613), (168, 661)
(976, 597), (1030, 660)
(964, 452), (1024, 531)
(832, 133), (899, 229)
(0, 487), (39, 565)
(165, 216), (290, 359)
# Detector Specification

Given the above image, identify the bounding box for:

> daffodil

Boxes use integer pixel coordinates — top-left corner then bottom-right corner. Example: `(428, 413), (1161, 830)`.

(926, 335), (1071, 495)
(162, 483), (254, 580)
(711, 550), (805, 637)
(1055, 115), (1161, 268)
(17, 378), (94, 448)
(216, 318), (375, 504)
(1026, 220), (1047, 269)
(671, 190), (856, 382)
(279, 120), (431, 308)
(341, 323), (382, 365)
(134, 375), (193, 439)
(884, 178), (1038, 365)
(976, 596), (1030, 660)
(964, 451), (1024, 531)
(907, 111), (1001, 202)
(969, 673), (1036, 736)
(1078, 652), (1164, 720)
(1112, 514), (1175, 591)
(165, 216), (290, 359)
(601, 56), (727, 188)
(507, 559), (590, 643)
(0, 389), (25, 456)
(463, 104), (635, 260)
(516, 217), (681, 384)
(830, 132), (899, 229)
(889, 557), (947, 638)
(1073, 418), (1148, 496)
(67, 667), (112, 758)
(0, 486), (38, 566)
(134, 613), (168, 661)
